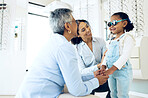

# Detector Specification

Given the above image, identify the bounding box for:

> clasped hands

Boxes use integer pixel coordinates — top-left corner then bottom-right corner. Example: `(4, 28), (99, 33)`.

(93, 65), (117, 85)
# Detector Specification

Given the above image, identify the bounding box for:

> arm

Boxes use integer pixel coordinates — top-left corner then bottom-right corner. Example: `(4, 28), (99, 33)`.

(77, 38), (107, 76)
(77, 53), (99, 76)
(100, 49), (108, 71)
(100, 38), (108, 70)
(56, 44), (99, 96)
(105, 35), (135, 75)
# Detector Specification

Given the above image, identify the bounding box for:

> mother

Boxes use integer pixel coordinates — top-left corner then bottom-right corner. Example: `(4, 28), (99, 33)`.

(71, 20), (110, 98)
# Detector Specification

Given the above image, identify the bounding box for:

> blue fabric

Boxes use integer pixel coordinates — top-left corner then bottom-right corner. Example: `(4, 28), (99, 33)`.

(15, 34), (99, 98)
(76, 37), (110, 97)
(76, 37), (107, 78)
(106, 34), (133, 98)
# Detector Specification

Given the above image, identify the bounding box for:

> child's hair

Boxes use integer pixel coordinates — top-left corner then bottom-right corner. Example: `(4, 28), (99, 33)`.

(112, 12), (134, 32)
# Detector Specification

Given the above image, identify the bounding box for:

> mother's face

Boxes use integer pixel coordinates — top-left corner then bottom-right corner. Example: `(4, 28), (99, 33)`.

(78, 22), (92, 40)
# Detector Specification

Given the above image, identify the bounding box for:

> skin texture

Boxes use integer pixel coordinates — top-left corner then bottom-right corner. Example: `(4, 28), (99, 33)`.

(102, 15), (128, 75)
(109, 15), (127, 40)
(78, 22), (93, 52)
(64, 17), (109, 85)
(64, 16), (78, 41)
(78, 22), (106, 69)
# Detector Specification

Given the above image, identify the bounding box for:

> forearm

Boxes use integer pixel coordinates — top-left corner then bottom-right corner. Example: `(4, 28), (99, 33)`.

(105, 65), (118, 75)
(80, 65), (98, 76)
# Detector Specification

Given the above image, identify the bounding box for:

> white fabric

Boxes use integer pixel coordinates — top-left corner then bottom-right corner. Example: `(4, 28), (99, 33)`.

(44, 1), (73, 12)
(58, 93), (99, 98)
(15, 34), (99, 98)
(76, 37), (107, 76)
(102, 32), (135, 70)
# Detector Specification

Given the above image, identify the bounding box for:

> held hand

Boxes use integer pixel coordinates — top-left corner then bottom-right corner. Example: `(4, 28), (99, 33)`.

(104, 69), (114, 75)
(101, 65), (106, 70)
(94, 65), (107, 77)
(104, 65), (118, 75)
(99, 65), (106, 75)
(97, 63), (101, 69)
(95, 74), (109, 85)
(94, 70), (101, 78)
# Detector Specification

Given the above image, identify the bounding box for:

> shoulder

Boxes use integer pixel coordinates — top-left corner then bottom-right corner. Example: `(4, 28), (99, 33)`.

(93, 37), (106, 46)
(93, 37), (105, 42)
(120, 32), (136, 45)
(124, 33), (135, 42)
(50, 34), (75, 54)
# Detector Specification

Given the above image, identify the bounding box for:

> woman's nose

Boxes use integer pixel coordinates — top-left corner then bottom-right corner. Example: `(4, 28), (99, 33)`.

(86, 28), (89, 32)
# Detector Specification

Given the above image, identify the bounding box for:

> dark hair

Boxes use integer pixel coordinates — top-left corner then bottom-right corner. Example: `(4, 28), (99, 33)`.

(112, 12), (134, 32)
(71, 19), (90, 45)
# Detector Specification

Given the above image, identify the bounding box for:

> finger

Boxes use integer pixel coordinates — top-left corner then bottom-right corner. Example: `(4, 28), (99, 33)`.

(103, 75), (109, 79)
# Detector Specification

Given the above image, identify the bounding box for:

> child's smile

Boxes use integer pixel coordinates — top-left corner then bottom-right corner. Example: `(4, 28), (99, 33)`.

(110, 27), (116, 32)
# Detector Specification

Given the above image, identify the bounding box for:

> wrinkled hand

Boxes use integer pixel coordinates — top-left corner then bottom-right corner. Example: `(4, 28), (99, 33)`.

(95, 74), (109, 85)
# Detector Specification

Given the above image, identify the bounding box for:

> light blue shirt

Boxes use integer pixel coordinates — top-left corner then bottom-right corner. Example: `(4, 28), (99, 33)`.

(15, 34), (99, 98)
(76, 37), (107, 77)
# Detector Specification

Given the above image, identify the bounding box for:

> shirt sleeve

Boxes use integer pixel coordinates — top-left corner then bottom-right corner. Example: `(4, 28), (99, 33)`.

(77, 53), (98, 76)
(56, 43), (99, 96)
(113, 35), (135, 70)
(100, 38), (107, 66)
(102, 56), (107, 66)
(101, 38), (107, 54)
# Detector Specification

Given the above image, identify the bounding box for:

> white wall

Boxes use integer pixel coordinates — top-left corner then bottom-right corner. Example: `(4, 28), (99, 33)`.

(143, 0), (148, 36)
(0, 0), (28, 95)
(130, 0), (148, 94)
(29, 0), (55, 6)
(61, 0), (103, 38)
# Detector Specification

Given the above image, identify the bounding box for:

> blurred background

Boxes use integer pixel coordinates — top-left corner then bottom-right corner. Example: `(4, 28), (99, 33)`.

(0, 0), (148, 97)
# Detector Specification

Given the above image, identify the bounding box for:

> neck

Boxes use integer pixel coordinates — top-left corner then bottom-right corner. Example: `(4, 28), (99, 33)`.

(116, 31), (124, 39)
(85, 37), (93, 52)
(84, 37), (92, 44)
(63, 30), (74, 42)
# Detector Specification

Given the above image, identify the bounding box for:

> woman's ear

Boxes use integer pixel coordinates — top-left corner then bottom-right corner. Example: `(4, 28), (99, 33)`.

(64, 22), (71, 31)
(123, 21), (128, 27)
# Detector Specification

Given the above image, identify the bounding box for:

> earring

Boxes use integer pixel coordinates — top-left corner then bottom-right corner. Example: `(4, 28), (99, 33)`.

(68, 30), (71, 34)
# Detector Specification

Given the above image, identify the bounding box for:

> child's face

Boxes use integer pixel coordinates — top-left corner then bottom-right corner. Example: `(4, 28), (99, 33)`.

(109, 15), (126, 34)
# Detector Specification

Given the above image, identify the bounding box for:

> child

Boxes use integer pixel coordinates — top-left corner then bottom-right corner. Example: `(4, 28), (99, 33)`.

(101, 12), (135, 98)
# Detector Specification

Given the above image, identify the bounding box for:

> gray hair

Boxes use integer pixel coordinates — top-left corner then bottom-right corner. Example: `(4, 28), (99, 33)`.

(49, 9), (73, 35)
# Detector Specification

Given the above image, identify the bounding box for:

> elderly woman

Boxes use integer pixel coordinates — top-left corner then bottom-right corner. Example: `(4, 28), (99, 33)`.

(15, 1), (108, 98)
(71, 20), (110, 98)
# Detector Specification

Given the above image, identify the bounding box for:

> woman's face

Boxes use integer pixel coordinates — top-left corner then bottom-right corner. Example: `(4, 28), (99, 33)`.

(78, 22), (92, 41)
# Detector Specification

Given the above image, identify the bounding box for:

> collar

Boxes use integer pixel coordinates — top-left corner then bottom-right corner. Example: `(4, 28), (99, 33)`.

(80, 37), (96, 46)
(114, 33), (125, 41)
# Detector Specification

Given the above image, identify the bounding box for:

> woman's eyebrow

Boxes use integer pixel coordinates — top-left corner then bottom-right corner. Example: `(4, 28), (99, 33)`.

(79, 24), (87, 30)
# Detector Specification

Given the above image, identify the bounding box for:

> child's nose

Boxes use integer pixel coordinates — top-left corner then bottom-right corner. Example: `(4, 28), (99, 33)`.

(110, 25), (114, 27)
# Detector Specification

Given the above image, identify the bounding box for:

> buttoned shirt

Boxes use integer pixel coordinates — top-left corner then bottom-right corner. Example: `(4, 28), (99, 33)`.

(76, 37), (107, 77)
(15, 34), (99, 98)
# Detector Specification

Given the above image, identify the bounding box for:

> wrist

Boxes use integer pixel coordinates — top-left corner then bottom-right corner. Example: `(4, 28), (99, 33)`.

(101, 65), (106, 69)
(97, 63), (101, 69)
(111, 65), (118, 72)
